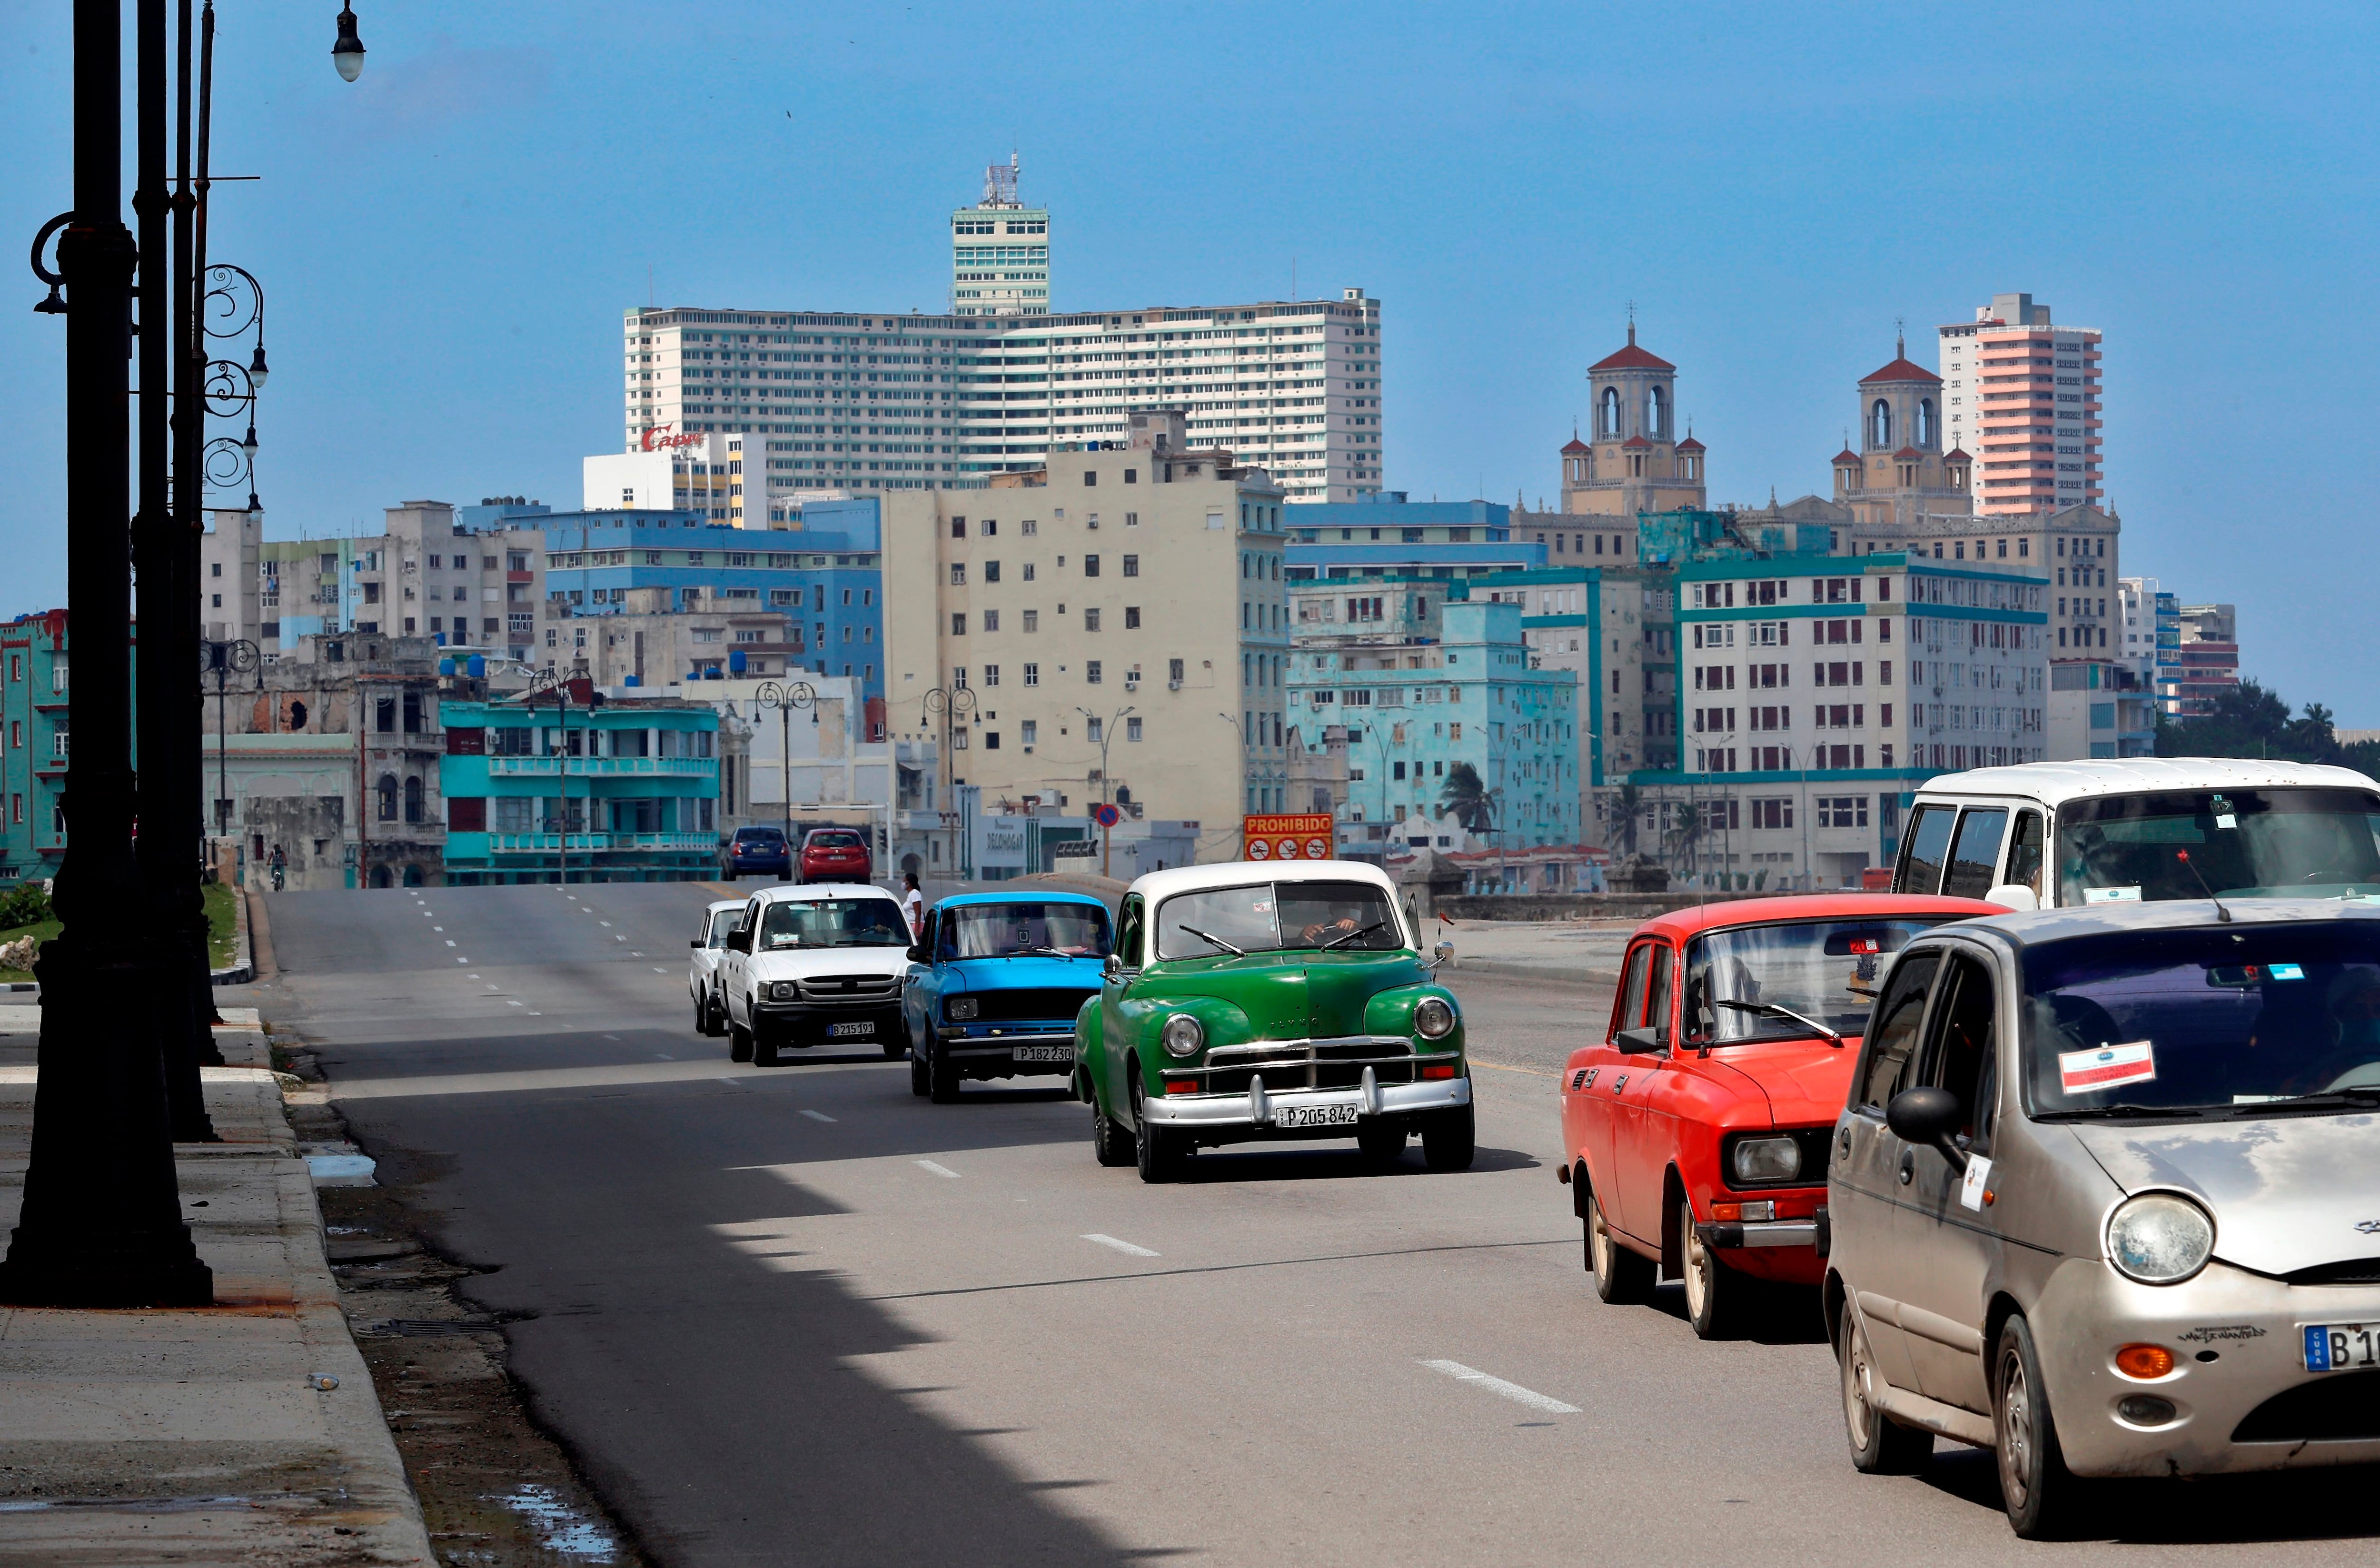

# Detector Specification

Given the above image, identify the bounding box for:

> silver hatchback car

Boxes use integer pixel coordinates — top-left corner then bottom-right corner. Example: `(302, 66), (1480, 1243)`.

(1825, 898), (2380, 1537)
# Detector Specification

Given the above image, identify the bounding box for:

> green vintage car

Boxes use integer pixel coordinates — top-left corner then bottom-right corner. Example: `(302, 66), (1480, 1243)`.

(1074, 860), (1473, 1182)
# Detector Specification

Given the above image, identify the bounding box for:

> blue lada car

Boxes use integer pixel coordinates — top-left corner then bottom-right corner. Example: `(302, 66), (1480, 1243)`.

(903, 891), (1114, 1102)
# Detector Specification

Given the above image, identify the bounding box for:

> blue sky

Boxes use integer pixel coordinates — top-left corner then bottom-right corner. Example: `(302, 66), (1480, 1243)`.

(3, 1), (2373, 715)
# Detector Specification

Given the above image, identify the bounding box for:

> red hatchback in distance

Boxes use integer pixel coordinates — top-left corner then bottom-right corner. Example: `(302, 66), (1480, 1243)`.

(797, 827), (873, 885)
(1559, 893), (2004, 1339)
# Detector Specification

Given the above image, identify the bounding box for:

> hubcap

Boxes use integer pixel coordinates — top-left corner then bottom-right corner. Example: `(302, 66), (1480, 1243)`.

(1683, 1210), (1711, 1320)
(1589, 1201), (1610, 1276)
(1843, 1322), (1875, 1449)
(2000, 1355), (2033, 1507)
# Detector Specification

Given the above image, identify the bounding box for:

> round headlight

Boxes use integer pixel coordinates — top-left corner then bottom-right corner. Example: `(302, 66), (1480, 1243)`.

(945, 996), (979, 1021)
(1731, 1135), (1802, 1184)
(2106, 1193), (2215, 1285)
(1161, 1012), (1205, 1057)
(1414, 997), (1457, 1040)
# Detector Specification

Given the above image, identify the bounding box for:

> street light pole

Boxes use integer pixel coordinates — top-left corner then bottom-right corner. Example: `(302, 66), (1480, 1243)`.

(1075, 703), (1132, 876)
(0, 0), (213, 1308)
(922, 684), (975, 878)
(754, 680), (816, 873)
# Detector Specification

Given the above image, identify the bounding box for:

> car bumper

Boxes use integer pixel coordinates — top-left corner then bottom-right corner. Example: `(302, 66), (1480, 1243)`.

(1142, 1067), (1470, 1133)
(939, 1030), (1076, 1075)
(2019, 1258), (2380, 1477)
(1695, 1219), (1819, 1250)
(750, 1001), (901, 1043)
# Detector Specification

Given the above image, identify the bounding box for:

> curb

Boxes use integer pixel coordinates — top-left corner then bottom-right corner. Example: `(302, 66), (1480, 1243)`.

(209, 882), (255, 986)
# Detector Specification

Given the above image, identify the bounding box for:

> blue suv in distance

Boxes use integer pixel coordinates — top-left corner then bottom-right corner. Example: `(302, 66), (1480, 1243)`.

(724, 826), (792, 880)
(903, 892), (1113, 1102)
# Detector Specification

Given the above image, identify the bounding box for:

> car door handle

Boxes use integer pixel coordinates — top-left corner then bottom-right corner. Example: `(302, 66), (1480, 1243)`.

(1898, 1149), (1915, 1186)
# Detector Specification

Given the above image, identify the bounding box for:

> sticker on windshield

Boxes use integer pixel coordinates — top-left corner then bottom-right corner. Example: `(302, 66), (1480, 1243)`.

(2059, 1040), (2157, 1094)
(2268, 963), (2306, 981)
(2084, 886), (2143, 904)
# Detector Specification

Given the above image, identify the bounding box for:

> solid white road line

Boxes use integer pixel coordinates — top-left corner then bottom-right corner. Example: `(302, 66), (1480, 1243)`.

(914, 1160), (961, 1179)
(1081, 1233), (1160, 1258)
(799, 1109), (837, 1123)
(1418, 1360), (1580, 1415)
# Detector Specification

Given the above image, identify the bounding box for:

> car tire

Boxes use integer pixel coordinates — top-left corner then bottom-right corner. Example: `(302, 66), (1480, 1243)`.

(752, 1020), (781, 1068)
(728, 1022), (754, 1064)
(1420, 1100), (1475, 1172)
(1587, 1190), (1654, 1304)
(1995, 1314), (2090, 1539)
(1131, 1080), (1183, 1183)
(694, 995), (709, 1035)
(928, 1043), (961, 1103)
(1356, 1121), (1407, 1164)
(1680, 1198), (1757, 1340)
(1841, 1307), (1932, 1475)
(879, 1031), (906, 1061)
(1091, 1099), (1134, 1167)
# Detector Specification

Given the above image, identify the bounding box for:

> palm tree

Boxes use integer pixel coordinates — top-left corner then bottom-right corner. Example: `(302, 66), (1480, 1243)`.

(1438, 762), (1495, 835)
(1613, 783), (1643, 857)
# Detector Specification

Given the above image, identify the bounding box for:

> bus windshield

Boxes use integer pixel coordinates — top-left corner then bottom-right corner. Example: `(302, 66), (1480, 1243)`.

(2057, 788), (2380, 905)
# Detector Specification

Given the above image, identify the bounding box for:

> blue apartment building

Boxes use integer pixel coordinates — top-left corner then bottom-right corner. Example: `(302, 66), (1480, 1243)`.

(1288, 599), (1581, 855)
(439, 693), (722, 884)
(0, 609), (79, 884)
(537, 496), (887, 703)
(1284, 495), (1545, 583)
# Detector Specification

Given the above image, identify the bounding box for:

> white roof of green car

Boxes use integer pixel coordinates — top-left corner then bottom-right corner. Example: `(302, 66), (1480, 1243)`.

(1124, 858), (1399, 908)
(1915, 757), (2378, 809)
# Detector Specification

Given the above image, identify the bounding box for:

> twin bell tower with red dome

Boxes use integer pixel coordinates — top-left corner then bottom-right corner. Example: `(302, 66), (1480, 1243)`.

(1557, 323), (1707, 518)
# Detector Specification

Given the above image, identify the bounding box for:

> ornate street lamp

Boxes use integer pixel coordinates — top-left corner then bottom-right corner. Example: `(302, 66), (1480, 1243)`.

(921, 684), (976, 875)
(525, 667), (601, 884)
(332, 4), (365, 81)
(752, 680), (817, 869)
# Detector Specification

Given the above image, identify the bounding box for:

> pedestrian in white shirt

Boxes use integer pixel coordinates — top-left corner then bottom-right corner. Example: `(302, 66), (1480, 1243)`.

(902, 873), (925, 942)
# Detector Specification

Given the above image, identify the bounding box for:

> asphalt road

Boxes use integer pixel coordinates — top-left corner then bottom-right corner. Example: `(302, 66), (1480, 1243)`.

(254, 883), (2380, 1568)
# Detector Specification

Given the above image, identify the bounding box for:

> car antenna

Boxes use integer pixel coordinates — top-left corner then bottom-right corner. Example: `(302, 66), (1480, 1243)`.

(2174, 851), (2231, 923)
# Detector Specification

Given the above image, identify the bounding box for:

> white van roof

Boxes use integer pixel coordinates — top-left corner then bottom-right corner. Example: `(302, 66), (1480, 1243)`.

(1914, 756), (2379, 809)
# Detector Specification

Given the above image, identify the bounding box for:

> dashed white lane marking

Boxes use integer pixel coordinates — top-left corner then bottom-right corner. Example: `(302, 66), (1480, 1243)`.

(445, 940), (456, 947)
(1418, 1360), (1580, 1415)
(506, 1000), (524, 1007)
(455, 957), (469, 963)
(914, 1160), (961, 1179)
(602, 1034), (620, 1041)
(433, 926), (444, 932)
(600, 921), (613, 927)
(799, 1109), (836, 1123)
(1082, 1232), (1159, 1258)
(630, 951), (643, 957)
(651, 967), (667, 973)
(615, 935), (627, 942)
(716, 1077), (742, 1088)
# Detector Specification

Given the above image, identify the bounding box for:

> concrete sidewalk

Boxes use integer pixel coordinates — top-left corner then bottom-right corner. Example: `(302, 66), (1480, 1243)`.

(0, 1005), (433, 1566)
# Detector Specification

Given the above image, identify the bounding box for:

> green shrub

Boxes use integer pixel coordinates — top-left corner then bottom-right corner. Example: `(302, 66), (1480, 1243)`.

(0, 881), (52, 930)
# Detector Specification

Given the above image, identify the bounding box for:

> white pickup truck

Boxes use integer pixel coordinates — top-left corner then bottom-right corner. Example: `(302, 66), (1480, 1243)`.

(719, 883), (915, 1066)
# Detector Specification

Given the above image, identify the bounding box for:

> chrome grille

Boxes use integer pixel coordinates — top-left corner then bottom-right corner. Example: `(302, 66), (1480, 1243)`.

(1164, 1035), (1426, 1094)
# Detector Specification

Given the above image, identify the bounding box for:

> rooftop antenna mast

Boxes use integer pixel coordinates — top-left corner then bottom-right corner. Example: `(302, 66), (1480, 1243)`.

(984, 150), (1019, 208)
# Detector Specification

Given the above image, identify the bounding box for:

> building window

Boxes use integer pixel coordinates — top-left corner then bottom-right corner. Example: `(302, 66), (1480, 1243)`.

(1086, 661), (1102, 685)
(1084, 608), (1101, 632)
(1127, 717), (1143, 742)
(1021, 610), (1039, 632)
(951, 613), (966, 635)
(1023, 663), (1039, 686)
(1121, 555), (1139, 576)
(1124, 606), (1140, 629)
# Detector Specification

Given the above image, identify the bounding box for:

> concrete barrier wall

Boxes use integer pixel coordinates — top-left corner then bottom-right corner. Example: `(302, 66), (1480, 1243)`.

(1437, 889), (1870, 922)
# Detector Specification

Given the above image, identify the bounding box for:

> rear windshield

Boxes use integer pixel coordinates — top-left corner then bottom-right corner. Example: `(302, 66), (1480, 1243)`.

(808, 831), (864, 850)
(2021, 922), (2380, 1119)
(940, 902), (1112, 960)
(757, 898), (909, 950)
(1155, 880), (1403, 961)
(2057, 788), (2380, 904)
(1685, 917), (1953, 1044)
(736, 828), (785, 843)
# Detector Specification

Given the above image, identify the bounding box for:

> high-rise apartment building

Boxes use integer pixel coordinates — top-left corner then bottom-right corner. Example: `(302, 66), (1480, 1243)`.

(619, 170), (1386, 507)
(1937, 293), (2104, 515)
(880, 410), (1292, 864)
(951, 156), (1049, 316)
(2173, 603), (2241, 716)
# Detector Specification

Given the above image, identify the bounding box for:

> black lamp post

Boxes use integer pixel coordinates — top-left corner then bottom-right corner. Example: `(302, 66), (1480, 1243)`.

(201, 639), (260, 835)
(0, 0), (213, 1308)
(921, 683), (975, 876)
(752, 680), (816, 873)
(526, 667), (602, 884)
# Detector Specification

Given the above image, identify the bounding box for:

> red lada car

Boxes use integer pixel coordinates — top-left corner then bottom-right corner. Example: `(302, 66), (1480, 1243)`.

(1559, 893), (2004, 1339)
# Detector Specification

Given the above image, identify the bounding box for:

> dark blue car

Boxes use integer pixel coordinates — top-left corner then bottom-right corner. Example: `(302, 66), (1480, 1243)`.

(723, 825), (792, 880)
(903, 891), (1113, 1102)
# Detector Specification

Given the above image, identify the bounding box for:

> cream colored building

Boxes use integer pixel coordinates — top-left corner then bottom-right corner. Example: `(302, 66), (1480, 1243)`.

(1559, 325), (1709, 520)
(882, 410), (1291, 863)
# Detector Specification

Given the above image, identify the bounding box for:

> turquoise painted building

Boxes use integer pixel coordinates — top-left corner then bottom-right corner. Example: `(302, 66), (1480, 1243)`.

(0, 609), (78, 884)
(438, 694), (721, 884)
(1287, 599), (1581, 855)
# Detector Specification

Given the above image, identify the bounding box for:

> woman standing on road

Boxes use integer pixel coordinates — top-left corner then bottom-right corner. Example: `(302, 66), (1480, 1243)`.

(902, 873), (925, 942)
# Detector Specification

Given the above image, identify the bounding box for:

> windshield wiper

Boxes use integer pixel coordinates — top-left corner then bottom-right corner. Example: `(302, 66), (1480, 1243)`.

(2245, 1087), (2380, 1114)
(1178, 925), (1245, 957)
(1713, 998), (1842, 1047)
(2035, 1102), (2209, 1121)
(1023, 945), (1085, 959)
(1318, 921), (1387, 952)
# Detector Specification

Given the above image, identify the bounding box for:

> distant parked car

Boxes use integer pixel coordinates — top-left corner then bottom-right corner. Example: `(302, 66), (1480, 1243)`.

(718, 883), (913, 1066)
(723, 825), (792, 881)
(902, 892), (1113, 1102)
(687, 898), (745, 1037)
(799, 827), (873, 885)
